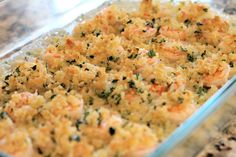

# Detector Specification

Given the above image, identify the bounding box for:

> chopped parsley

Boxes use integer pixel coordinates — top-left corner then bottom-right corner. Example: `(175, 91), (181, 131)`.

(81, 32), (86, 37)
(106, 66), (112, 72)
(187, 53), (196, 62)
(76, 64), (83, 68)
(108, 127), (116, 136)
(203, 8), (208, 12)
(137, 88), (144, 93)
(50, 94), (57, 100)
(107, 56), (119, 62)
(194, 85), (211, 96)
(196, 22), (203, 26)
(66, 59), (76, 64)
(156, 26), (161, 35)
(97, 88), (114, 99)
(120, 28), (125, 33)
(93, 30), (101, 37)
(145, 21), (154, 28)
(60, 83), (66, 88)
(69, 134), (80, 142)
(147, 93), (152, 104)
(162, 102), (167, 106)
(150, 78), (156, 84)
(128, 80), (136, 89)
(127, 19), (133, 24)
(201, 51), (207, 58)
(147, 50), (156, 58)
(31, 65), (37, 71)
(194, 30), (202, 34)
(15, 67), (20, 75)
(112, 94), (122, 105)
(128, 53), (138, 59)
(75, 119), (83, 130)
(0, 112), (8, 120)
(112, 79), (119, 83)
(89, 55), (94, 59)
(229, 61), (234, 68)
(88, 96), (94, 105)
(4, 74), (12, 80)
(158, 38), (166, 43)
(184, 19), (191, 27)
(177, 97), (184, 104)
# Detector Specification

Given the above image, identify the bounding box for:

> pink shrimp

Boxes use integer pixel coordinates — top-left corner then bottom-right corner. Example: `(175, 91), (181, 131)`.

(203, 63), (230, 87)
(160, 26), (187, 41)
(149, 84), (165, 95)
(159, 46), (186, 61)
(0, 131), (33, 157)
(166, 103), (196, 124)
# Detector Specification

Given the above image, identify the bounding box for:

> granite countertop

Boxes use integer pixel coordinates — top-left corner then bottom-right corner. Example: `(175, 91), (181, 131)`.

(0, 0), (84, 52)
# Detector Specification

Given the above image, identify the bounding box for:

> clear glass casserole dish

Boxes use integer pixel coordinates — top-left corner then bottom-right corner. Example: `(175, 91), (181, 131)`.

(0, 0), (236, 157)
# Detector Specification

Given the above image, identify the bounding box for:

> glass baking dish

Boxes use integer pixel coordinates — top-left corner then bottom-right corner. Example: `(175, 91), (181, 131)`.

(161, 81), (236, 157)
(0, 0), (236, 157)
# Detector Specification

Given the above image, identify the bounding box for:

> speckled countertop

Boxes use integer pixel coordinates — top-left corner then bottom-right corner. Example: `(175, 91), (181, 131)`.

(0, 0), (85, 52)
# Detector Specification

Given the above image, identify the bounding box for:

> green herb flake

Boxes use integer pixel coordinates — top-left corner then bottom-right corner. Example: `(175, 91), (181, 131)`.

(128, 53), (138, 59)
(203, 8), (208, 12)
(201, 51), (207, 58)
(147, 50), (156, 58)
(184, 19), (191, 27)
(147, 93), (152, 104)
(50, 94), (57, 100)
(75, 119), (83, 130)
(69, 134), (80, 142)
(0, 112), (8, 120)
(88, 96), (94, 105)
(187, 53), (196, 62)
(112, 94), (121, 105)
(194, 85), (211, 96)
(112, 79), (119, 83)
(60, 83), (66, 88)
(15, 67), (20, 75)
(229, 61), (234, 68)
(31, 65), (37, 71)
(145, 21), (154, 28)
(196, 22), (203, 26)
(97, 88), (114, 99)
(177, 97), (184, 104)
(4, 74), (12, 80)
(108, 127), (116, 136)
(81, 32), (86, 37)
(128, 80), (136, 89)
(89, 55), (94, 59)
(159, 38), (166, 43)
(107, 56), (119, 62)
(127, 19), (132, 24)
(76, 64), (83, 68)
(150, 78), (156, 84)
(137, 88), (144, 94)
(93, 30), (101, 37)
(120, 28), (125, 33)
(106, 66), (112, 72)
(66, 59), (76, 64)
(194, 30), (202, 34)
